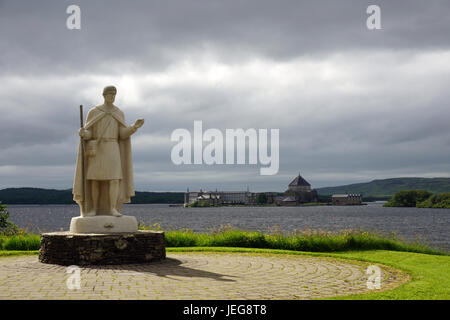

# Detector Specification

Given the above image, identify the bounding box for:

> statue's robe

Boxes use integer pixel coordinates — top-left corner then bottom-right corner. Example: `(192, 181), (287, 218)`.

(73, 104), (135, 215)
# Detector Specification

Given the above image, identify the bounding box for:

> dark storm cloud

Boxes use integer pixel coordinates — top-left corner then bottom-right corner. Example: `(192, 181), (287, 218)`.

(1, 0), (450, 75)
(1, 0), (450, 190)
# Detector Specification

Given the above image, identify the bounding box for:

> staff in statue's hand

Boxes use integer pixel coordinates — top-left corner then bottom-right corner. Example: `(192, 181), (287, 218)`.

(78, 105), (86, 215)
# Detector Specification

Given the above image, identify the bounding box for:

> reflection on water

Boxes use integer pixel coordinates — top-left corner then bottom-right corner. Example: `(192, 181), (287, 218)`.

(7, 202), (450, 250)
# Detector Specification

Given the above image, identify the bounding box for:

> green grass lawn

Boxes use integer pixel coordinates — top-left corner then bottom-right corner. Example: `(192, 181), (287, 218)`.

(2, 247), (448, 299)
(0, 250), (39, 257)
(325, 250), (450, 300)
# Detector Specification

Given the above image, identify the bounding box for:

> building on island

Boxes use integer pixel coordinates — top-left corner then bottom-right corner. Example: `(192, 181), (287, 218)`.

(331, 194), (362, 205)
(184, 173), (318, 207)
(274, 195), (298, 206)
(275, 173), (318, 206)
(184, 189), (278, 206)
(185, 190), (252, 206)
(287, 174), (311, 193)
(184, 189), (228, 206)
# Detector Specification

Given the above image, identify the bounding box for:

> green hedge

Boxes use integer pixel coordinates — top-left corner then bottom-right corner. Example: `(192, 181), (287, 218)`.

(384, 190), (432, 207)
(417, 192), (450, 208)
(139, 224), (445, 255)
(0, 234), (41, 250)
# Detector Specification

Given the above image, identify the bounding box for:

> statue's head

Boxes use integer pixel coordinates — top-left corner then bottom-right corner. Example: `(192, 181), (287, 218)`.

(103, 85), (117, 104)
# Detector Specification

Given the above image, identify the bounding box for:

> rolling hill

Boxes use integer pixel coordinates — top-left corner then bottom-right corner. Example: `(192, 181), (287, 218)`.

(316, 177), (450, 199)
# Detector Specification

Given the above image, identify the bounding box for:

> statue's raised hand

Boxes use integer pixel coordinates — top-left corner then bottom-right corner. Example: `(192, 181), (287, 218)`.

(133, 118), (145, 129)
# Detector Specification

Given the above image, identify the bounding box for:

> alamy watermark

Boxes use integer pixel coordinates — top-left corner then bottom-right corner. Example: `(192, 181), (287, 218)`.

(66, 4), (382, 31)
(367, 5), (381, 30)
(66, 5), (81, 30)
(171, 121), (279, 175)
(366, 265), (382, 289)
(66, 265), (81, 290)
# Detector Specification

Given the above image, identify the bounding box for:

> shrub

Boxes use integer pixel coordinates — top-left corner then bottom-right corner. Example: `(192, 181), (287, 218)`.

(0, 234), (41, 250)
(256, 193), (268, 204)
(189, 200), (199, 207)
(186, 200), (211, 207)
(0, 202), (19, 235)
(417, 192), (450, 208)
(384, 190), (433, 207)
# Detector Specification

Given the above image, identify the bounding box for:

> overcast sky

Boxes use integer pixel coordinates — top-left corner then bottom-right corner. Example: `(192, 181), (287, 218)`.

(1, 0), (450, 192)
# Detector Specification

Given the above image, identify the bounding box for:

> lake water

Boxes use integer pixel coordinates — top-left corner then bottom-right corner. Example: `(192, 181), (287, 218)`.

(6, 202), (450, 251)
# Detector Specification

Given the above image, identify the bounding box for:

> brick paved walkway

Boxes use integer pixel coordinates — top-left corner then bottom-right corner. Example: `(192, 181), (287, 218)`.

(0, 252), (408, 299)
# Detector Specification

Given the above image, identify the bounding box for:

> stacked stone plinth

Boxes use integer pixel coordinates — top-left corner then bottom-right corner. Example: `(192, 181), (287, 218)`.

(39, 230), (166, 266)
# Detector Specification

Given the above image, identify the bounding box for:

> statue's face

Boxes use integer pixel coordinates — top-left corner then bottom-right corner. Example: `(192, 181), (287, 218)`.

(104, 92), (116, 104)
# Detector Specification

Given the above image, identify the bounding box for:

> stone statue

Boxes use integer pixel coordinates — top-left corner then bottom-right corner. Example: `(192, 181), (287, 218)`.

(71, 86), (144, 233)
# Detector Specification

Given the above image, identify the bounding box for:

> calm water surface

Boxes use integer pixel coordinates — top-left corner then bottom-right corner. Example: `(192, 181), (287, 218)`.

(7, 202), (450, 251)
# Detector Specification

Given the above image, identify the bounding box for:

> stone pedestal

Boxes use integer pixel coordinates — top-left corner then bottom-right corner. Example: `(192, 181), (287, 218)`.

(39, 231), (165, 266)
(70, 215), (138, 234)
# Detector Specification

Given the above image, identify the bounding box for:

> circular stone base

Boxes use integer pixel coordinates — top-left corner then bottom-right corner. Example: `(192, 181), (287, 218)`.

(39, 231), (165, 266)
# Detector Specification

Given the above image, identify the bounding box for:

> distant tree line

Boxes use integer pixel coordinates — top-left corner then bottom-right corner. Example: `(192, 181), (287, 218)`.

(384, 190), (450, 208)
(0, 188), (185, 204)
(132, 191), (184, 204)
